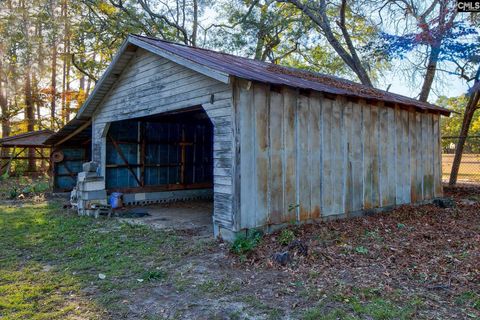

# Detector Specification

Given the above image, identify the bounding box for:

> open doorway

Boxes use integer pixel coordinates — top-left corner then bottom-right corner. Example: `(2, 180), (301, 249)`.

(104, 106), (214, 232)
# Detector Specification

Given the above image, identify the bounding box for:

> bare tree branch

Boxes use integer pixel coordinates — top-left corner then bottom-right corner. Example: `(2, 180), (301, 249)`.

(71, 53), (98, 83)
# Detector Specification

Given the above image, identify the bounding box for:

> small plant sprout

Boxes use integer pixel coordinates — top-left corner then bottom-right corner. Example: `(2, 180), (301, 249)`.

(355, 246), (369, 255)
(278, 229), (295, 246)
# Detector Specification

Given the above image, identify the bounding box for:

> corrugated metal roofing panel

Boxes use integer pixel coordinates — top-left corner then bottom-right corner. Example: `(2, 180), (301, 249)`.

(131, 34), (451, 116)
(0, 130), (53, 147)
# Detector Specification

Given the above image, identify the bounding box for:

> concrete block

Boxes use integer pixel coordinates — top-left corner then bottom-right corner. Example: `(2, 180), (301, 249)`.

(82, 180), (105, 191)
(82, 162), (98, 173)
(79, 190), (107, 201)
(77, 171), (99, 182)
(134, 193), (146, 201)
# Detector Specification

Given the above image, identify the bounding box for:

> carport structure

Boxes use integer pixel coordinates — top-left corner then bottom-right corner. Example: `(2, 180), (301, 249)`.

(0, 130), (53, 174)
(69, 34), (450, 240)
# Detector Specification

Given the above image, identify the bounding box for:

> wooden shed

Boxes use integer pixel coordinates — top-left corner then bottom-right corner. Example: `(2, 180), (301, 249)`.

(72, 34), (451, 240)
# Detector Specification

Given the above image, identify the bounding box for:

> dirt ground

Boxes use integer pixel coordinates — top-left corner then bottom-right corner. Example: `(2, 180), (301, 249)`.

(103, 185), (479, 319)
(0, 183), (479, 319)
(442, 154), (480, 182)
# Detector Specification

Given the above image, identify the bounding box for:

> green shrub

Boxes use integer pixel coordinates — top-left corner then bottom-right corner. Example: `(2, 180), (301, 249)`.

(278, 229), (295, 246)
(22, 185), (33, 194)
(33, 181), (50, 193)
(231, 231), (262, 255)
(8, 187), (18, 199)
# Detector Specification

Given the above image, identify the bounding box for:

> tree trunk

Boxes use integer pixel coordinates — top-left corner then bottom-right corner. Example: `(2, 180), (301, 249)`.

(0, 60), (9, 139)
(50, 0), (57, 129)
(36, 21), (44, 129)
(191, 0), (198, 46)
(449, 89), (480, 185)
(51, 41), (57, 129)
(280, 0), (373, 87)
(24, 71), (36, 173)
(419, 45), (440, 102)
(0, 61), (10, 175)
(254, 4), (267, 61)
(64, 0), (71, 122)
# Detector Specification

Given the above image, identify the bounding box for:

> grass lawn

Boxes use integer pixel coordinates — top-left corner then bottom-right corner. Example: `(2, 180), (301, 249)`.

(0, 201), (196, 319)
(0, 185), (479, 319)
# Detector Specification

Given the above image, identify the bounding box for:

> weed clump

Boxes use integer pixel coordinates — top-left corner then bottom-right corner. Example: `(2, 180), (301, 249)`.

(278, 229), (295, 246)
(231, 231), (262, 255)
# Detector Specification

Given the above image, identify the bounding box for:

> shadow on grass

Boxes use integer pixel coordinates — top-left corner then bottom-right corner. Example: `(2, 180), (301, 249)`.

(0, 200), (188, 319)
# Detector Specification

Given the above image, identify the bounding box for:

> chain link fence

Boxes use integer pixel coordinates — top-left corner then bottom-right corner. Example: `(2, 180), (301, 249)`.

(442, 136), (480, 183)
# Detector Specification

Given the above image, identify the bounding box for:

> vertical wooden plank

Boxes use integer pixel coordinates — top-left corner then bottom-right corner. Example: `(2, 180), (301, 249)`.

(322, 98), (334, 215)
(433, 114), (443, 197)
(282, 88), (297, 222)
(363, 103), (372, 209)
(238, 82), (255, 228)
(395, 106), (404, 204)
(408, 110), (418, 203)
(254, 84), (269, 226)
(401, 109), (411, 204)
(351, 102), (363, 211)
(409, 110), (418, 202)
(310, 94), (322, 219)
(344, 100), (353, 214)
(370, 104), (380, 208)
(297, 95), (311, 221)
(232, 81), (242, 231)
(421, 112), (428, 200)
(379, 104), (389, 207)
(424, 113), (434, 200)
(416, 112), (424, 200)
(268, 90), (284, 224)
(332, 98), (344, 214)
(386, 107), (396, 205)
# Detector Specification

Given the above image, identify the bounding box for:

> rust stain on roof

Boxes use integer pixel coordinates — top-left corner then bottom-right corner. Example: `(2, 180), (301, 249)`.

(131, 34), (450, 116)
(266, 64), (385, 99)
(0, 130), (53, 147)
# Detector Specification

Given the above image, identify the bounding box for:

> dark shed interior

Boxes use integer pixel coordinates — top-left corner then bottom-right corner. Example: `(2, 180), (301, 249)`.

(105, 107), (213, 193)
(45, 119), (92, 192)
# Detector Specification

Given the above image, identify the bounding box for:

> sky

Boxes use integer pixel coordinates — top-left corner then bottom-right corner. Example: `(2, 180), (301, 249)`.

(381, 68), (467, 103)
(202, 2), (472, 105)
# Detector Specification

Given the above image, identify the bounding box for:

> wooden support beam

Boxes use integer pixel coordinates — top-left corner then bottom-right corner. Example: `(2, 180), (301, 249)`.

(180, 125), (186, 184)
(62, 162), (77, 181)
(1, 147), (26, 171)
(108, 134), (142, 186)
(0, 156), (51, 160)
(140, 122), (146, 187)
(55, 120), (92, 146)
(107, 181), (213, 194)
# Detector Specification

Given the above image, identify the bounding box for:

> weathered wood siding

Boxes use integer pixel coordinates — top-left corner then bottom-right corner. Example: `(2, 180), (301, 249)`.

(91, 48), (235, 229)
(234, 80), (442, 230)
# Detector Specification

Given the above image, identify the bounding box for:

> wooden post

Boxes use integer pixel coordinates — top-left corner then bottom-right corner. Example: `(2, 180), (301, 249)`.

(140, 121), (146, 187)
(179, 125), (193, 185)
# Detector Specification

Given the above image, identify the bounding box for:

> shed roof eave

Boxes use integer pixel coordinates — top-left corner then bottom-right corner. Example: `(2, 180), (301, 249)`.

(76, 39), (135, 119)
(128, 36), (230, 85)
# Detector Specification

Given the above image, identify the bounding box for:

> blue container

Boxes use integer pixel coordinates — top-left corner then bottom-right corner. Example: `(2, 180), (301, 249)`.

(109, 192), (123, 209)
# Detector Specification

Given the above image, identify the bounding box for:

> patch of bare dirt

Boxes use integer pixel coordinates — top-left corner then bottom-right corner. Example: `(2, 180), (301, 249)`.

(97, 184), (480, 319)
(228, 184), (480, 319)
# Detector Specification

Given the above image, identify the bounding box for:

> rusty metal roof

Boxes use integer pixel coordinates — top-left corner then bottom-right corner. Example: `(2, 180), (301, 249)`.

(0, 130), (53, 148)
(129, 34), (451, 116)
(75, 34), (451, 120)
